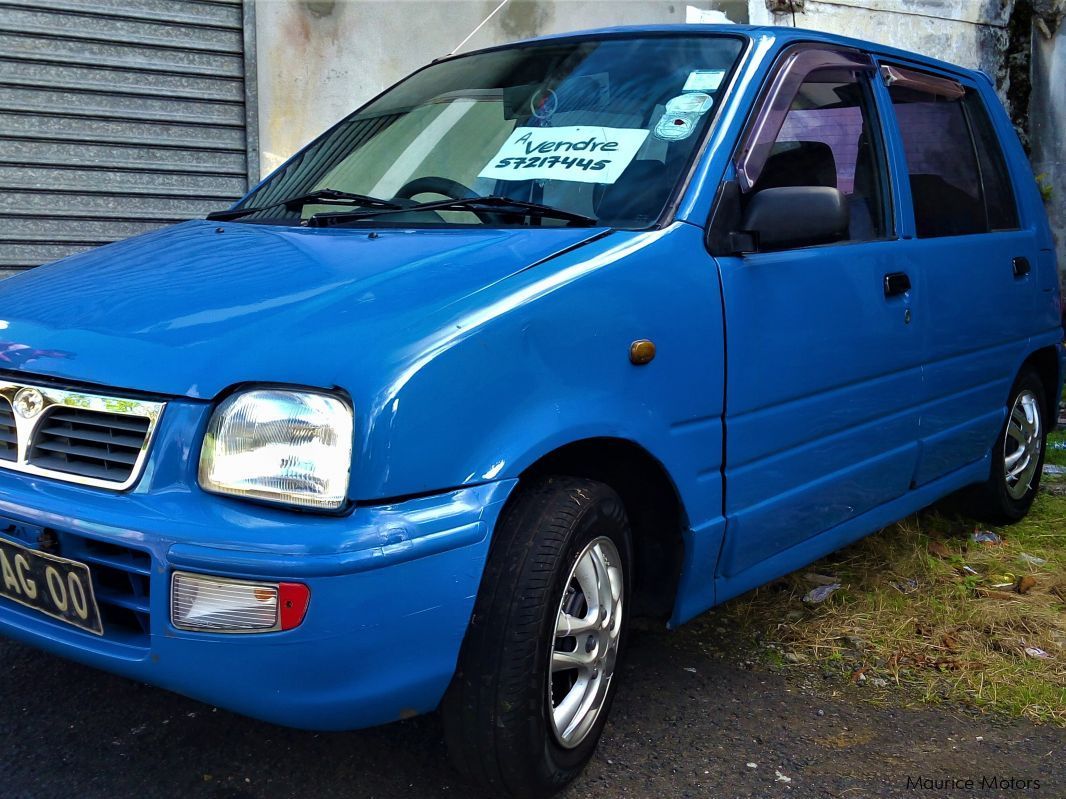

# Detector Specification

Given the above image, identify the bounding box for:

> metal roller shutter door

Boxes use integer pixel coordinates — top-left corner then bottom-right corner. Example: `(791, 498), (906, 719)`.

(0, 0), (257, 276)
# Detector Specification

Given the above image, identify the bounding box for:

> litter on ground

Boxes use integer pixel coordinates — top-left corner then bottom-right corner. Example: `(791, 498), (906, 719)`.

(891, 578), (919, 594)
(1019, 553), (1047, 567)
(803, 583), (841, 604)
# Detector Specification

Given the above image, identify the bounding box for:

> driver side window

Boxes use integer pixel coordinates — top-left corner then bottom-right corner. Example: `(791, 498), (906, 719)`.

(710, 48), (896, 254)
(750, 70), (890, 244)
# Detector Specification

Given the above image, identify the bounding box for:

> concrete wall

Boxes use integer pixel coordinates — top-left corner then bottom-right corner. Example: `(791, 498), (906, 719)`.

(748, 0), (1009, 75)
(254, 0), (748, 175)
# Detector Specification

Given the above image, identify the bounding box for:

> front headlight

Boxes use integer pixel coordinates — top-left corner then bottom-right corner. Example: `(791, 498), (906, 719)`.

(198, 389), (353, 510)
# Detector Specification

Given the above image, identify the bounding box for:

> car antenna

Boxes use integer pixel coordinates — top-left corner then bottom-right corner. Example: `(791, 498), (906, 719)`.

(441, 0), (512, 59)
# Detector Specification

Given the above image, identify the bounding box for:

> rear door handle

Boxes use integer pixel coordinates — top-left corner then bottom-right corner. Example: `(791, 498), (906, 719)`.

(1012, 256), (1031, 278)
(883, 272), (911, 297)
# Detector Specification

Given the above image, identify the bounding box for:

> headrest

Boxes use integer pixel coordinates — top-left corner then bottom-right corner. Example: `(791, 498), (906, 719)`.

(908, 174), (981, 238)
(755, 140), (837, 191)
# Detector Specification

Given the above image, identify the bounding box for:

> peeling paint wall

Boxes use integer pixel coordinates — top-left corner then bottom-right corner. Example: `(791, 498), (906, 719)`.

(255, 0), (748, 175)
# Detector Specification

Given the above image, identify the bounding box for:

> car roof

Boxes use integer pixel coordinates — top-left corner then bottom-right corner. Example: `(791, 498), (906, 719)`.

(463, 24), (987, 85)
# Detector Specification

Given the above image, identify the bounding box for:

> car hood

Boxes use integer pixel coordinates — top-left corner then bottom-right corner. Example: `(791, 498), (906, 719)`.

(0, 220), (609, 398)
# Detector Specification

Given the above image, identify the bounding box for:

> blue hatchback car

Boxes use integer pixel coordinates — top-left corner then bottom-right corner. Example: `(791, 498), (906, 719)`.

(0, 24), (1060, 797)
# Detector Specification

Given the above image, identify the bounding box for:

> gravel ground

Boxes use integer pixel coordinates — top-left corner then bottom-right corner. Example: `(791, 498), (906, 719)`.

(1, 616), (1061, 799)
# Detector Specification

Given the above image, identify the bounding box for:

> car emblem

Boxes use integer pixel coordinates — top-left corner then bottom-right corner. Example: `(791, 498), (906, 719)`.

(12, 387), (44, 418)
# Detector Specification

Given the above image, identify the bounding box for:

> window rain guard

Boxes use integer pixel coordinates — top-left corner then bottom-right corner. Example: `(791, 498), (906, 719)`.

(735, 47), (875, 192)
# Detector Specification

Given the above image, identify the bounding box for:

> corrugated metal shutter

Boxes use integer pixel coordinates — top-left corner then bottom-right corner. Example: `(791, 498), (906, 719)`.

(0, 0), (257, 276)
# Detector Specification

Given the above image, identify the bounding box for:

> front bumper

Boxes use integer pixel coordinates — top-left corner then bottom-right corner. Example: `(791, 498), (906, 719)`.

(0, 471), (515, 730)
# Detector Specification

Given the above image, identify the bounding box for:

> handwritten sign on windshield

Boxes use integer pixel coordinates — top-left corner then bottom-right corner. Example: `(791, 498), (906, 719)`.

(478, 126), (650, 184)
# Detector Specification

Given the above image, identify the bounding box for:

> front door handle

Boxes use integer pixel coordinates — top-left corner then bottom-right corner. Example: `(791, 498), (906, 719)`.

(884, 272), (911, 297)
(1013, 256), (1031, 278)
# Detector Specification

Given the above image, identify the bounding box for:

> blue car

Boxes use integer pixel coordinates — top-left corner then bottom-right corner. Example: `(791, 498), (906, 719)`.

(0, 24), (1060, 797)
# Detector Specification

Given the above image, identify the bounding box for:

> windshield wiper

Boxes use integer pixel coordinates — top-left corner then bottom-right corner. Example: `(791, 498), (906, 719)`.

(308, 195), (598, 228)
(206, 188), (402, 221)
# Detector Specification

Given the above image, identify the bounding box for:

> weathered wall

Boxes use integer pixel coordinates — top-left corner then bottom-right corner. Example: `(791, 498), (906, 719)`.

(748, 0), (1009, 74)
(254, 0), (747, 175)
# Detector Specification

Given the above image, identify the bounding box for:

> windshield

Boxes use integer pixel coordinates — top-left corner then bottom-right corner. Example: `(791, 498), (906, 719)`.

(231, 34), (744, 229)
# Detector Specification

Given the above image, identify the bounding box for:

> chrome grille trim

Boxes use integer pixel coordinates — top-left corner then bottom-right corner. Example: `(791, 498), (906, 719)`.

(0, 398), (16, 462)
(0, 380), (164, 490)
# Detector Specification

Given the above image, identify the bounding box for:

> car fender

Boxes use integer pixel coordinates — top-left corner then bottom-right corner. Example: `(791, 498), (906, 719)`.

(351, 222), (727, 546)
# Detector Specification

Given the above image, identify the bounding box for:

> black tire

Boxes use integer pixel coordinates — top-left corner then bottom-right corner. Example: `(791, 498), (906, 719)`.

(968, 367), (1048, 523)
(442, 476), (632, 799)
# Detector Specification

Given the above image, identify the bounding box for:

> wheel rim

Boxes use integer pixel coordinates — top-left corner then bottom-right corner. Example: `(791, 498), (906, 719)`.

(548, 536), (624, 749)
(1004, 389), (1042, 500)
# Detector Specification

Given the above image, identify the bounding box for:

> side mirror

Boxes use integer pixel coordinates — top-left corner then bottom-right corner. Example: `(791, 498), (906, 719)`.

(740, 186), (849, 252)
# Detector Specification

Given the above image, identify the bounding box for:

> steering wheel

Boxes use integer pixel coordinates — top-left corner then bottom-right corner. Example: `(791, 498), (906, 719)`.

(393, 176), (503, 224)
(394, 176), (479, 201)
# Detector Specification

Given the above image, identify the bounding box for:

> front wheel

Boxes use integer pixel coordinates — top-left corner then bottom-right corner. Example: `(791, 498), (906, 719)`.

(442, 476), (631, 798)
(969, 367), (1048, 523)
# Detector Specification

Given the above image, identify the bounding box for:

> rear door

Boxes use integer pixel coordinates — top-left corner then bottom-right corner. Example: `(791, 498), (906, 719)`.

(876, 64), (1038, 485)
(713, 46), (922, 584)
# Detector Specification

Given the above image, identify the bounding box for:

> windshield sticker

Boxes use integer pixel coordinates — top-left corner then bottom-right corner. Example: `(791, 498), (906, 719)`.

(683, 69), (726, 93)
(529, 88), (558, 121)
(478, 126), (650, 184)
(653, 112), (699, 142)
(665, 92), (714, 115)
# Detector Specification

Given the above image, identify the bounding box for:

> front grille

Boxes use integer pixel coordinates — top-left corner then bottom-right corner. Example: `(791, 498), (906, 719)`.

(58, 531), (152, 647)
(28, 408), (150, 483)
(0, 379), (164, 489)
(0, 399), (15, 462)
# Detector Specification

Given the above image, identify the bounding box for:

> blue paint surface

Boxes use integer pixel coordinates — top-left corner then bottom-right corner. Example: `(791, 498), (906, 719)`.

(0, 25), (1060, 730)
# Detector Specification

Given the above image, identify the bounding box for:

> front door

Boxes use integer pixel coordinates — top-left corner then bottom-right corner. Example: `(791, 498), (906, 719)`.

(713, 46), (923, 586)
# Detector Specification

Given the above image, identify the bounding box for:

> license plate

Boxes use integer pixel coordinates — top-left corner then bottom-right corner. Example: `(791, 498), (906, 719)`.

(0, 536), (103, 635)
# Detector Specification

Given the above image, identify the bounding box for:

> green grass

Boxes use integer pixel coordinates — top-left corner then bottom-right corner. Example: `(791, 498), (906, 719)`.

(1044, 421), (1066, 467)
(718, 465), (1066, 724)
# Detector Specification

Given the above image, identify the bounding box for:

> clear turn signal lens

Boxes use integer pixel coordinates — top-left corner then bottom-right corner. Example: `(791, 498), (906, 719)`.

(171, 572), (309, 633)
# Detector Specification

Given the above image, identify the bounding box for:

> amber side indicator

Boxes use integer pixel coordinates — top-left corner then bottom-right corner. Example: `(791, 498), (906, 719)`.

(629, 339), (656, 365)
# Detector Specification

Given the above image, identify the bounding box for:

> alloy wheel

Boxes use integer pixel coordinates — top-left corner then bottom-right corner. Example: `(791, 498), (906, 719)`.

(548, 536), (624, 749)
(1004, 389), (1042, 500)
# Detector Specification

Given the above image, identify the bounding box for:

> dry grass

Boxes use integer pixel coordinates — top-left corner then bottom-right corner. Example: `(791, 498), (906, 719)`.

(719, 450), (1066, 725)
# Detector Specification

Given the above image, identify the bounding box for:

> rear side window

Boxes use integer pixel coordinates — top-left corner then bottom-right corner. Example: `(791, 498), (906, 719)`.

(885, 67), (1019, 238)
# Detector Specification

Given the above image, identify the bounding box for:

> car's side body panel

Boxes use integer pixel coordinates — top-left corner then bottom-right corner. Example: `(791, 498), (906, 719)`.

(709, 43), (926, 584)
(716, 237), (923, 579)
(679, 30), (1061, 619)
(714, 453), (993, 605)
